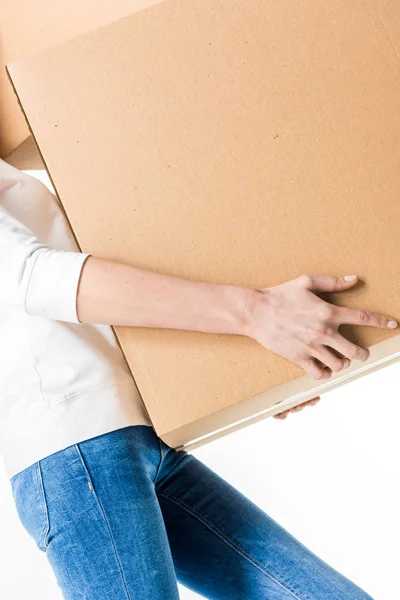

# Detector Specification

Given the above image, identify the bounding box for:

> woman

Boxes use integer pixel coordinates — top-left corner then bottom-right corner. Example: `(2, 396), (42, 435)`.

(1, 157), (394, 599)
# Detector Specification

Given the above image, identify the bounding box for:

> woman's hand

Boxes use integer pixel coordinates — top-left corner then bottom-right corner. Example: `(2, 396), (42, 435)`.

(244, 274), (398, 380)
(273, 396), (321, 420)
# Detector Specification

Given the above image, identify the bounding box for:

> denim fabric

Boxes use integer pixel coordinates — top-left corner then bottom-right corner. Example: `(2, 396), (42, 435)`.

(10, 425), (374, 599)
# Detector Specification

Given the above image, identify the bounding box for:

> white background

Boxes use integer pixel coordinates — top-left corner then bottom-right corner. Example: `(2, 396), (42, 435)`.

(1, 360), (399, 599)
(1, 171), (399, 599)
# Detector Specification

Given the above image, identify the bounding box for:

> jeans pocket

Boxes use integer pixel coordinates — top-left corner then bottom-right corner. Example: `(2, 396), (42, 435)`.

(10, 461), (50, 553)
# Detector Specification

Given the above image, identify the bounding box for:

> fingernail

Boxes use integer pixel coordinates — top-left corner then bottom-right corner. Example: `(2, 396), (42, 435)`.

(343, 275), (357, 282)
(388, 321), (398, 329)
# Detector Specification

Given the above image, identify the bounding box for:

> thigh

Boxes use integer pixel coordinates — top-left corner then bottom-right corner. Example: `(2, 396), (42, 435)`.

(11, 425), (180, 600)
(155, 446), (373, 600)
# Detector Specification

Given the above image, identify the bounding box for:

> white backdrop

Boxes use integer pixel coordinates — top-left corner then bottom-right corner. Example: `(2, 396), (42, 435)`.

(1, 360), (399, 599)
(1, 170), (398, 599)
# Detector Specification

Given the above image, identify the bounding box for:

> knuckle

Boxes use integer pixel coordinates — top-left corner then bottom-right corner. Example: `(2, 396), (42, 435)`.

(312, 325), (330, 339)
(358, 309), (368, 324)
(328, 275), (339, 288)
(377, 315), (386, 328)
(320, 304), (333, 320)
(331, 360), (344, 372)
(349, 346), (360, 360)
(303, 359), (323, 379)
(316, 328), (327, 339)
(298, 274), (311, 287)
(293, 352), (305, 364)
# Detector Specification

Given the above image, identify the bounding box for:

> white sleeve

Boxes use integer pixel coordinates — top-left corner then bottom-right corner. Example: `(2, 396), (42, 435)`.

(0, 205), (91, 322)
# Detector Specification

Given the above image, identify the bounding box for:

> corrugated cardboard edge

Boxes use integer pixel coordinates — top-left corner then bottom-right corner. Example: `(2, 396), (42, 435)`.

(5, 65), (157, 435)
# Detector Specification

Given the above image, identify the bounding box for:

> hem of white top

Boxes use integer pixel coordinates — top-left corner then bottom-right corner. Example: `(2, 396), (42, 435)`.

(2, 379), (153, 480)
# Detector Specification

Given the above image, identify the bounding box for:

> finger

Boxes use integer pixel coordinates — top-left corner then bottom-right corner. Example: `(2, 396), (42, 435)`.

(291, 405), (306, 412)
(301, 398), (320, 407)
(308, 396), (321, 405)
(312, 345), (350, 372)
(307, 398), (320, 406)
(299, 357), (333, 380)
(334, 306), (398, 330)
(294, 397), (320, 410)
(299, 274), (359, 293)
(327, 332), (370, 362)
(290, 398), (322, 415)
(275, 397), (321, 419)
(274, 412), (289, 419)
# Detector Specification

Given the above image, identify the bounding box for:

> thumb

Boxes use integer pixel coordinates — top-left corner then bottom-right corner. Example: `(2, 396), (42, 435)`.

(302, 274), (358, 293)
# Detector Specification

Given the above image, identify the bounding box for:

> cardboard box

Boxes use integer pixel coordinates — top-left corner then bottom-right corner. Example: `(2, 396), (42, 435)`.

(5, 136), (44, 171)
(6, 0), (400, 451)
(0, 0), (162, 158)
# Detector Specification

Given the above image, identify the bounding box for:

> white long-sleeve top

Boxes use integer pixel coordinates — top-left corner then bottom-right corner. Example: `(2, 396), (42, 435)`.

(0, 158), (152, 480)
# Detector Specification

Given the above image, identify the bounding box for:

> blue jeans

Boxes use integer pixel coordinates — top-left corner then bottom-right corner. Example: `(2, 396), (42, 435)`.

(10, 425), (373, 599)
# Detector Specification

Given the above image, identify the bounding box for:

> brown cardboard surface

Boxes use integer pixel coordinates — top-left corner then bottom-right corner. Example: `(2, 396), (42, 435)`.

(0, 0), (162, 158)
(7, 0), (400, 445)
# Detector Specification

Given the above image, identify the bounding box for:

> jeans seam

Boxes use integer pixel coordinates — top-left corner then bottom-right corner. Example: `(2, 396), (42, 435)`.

(153, 436), (165, 483)
(74, 444), (132, 600)
(36, 461), (50, 551)
(154, 452), (188, 487)
(157, 490), (304, 600)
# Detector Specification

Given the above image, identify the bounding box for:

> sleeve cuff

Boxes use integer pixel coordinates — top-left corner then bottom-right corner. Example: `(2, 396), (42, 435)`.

(24, 249), (91, 323)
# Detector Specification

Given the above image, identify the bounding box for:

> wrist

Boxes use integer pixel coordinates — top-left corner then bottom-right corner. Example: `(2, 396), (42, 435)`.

(202, 283), (254, 337)
(241, 287), (267, 340)
(237, 286), (261, 339)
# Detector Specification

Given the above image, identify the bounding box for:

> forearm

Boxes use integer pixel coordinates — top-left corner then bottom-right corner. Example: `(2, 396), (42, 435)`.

(76, 256), (253, 336)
